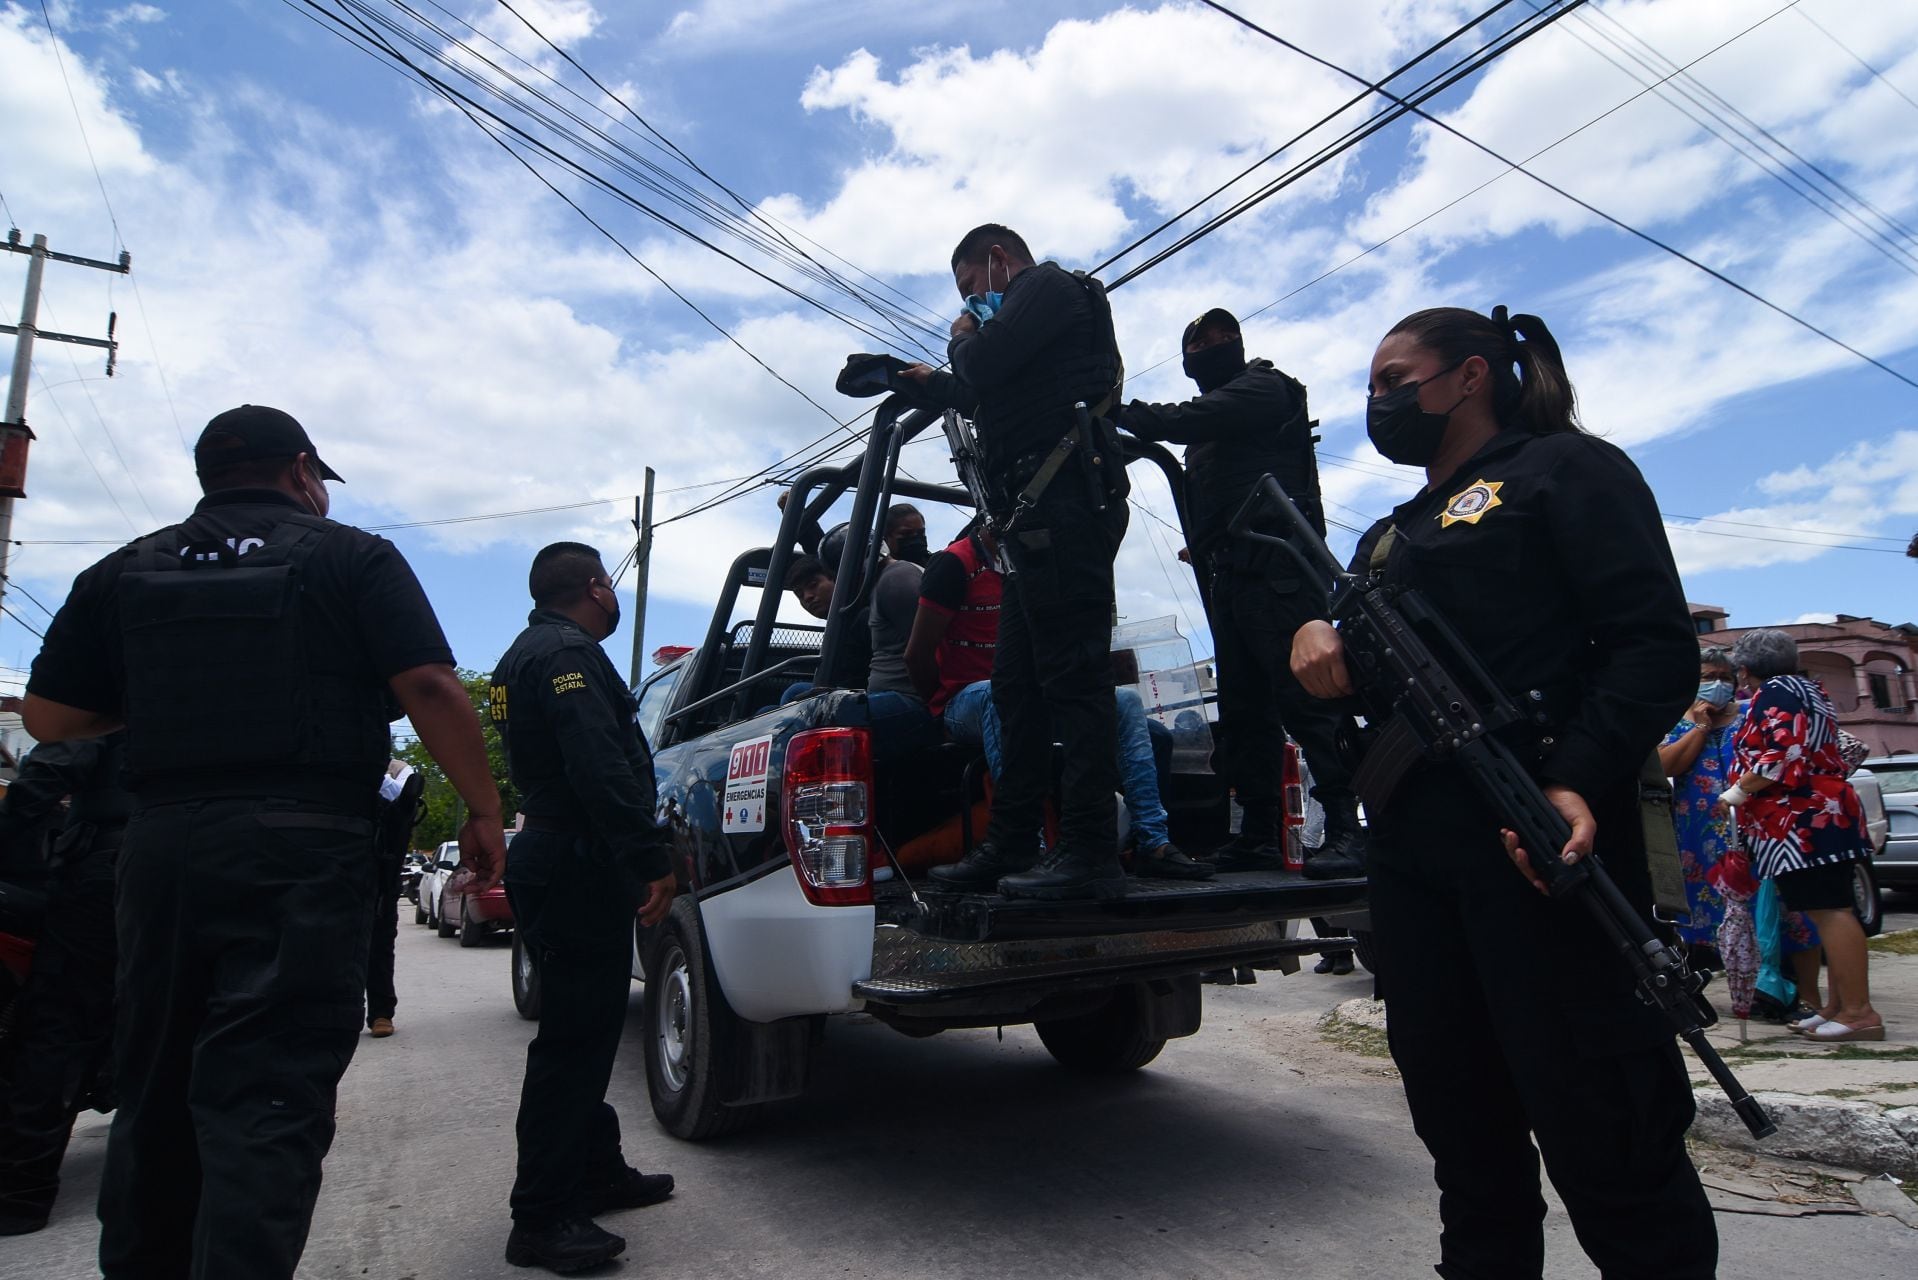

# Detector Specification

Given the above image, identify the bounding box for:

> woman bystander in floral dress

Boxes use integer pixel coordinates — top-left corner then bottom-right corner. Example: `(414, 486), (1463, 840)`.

(1723, 630), (1883, 1042)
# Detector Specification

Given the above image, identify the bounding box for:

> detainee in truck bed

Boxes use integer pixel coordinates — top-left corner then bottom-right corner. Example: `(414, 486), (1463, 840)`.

(597, 395), (1367, 1140)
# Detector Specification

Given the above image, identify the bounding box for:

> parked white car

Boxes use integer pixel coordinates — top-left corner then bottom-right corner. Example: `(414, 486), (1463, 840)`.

(418, 841), (460, 935)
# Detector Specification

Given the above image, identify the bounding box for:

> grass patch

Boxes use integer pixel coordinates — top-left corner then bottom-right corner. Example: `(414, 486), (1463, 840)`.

(1866, 929), (1918, 956)
(1318, 1009), (1392, 1059)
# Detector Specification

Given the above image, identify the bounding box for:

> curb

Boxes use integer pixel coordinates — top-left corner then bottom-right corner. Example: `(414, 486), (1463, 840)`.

(1693, 1090), (1918, 1179)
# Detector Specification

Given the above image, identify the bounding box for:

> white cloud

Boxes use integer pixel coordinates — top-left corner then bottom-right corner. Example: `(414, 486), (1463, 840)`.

(1663, 431), (1918, 578)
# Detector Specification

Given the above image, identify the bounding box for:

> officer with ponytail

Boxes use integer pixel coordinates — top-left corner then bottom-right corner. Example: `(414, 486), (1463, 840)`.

(1120, 309), (1363, 880)
(1291, 308), (1717, 1277)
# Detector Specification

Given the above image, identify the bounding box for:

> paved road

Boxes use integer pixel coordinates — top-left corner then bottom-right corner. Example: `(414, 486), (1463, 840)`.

(17, 896), (1917, 1279)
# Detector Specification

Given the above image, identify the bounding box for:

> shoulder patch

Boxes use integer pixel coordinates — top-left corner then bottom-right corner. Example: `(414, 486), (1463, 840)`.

(1438, 478), (1503, 528)
(551, 671), (588, 696)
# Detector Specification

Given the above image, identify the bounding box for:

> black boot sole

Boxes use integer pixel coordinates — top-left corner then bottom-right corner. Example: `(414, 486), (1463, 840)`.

(504, 1240), (627, 1273)
(1301, 858), (1364, 881)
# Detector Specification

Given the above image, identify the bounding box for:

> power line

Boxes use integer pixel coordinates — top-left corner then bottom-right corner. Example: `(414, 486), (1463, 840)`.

(1108, 1), (1587, 288)
(30, 368), (142, 535)
(1546, 2), (1918, 277)
(1199, 0), (1918, 394)
(1, 603), (45, 639)
(1092, 0), (1525, 277)
(1795, 7), (1918, 115)
(33, 290), (160, 522)
(35, 0), (125, 250)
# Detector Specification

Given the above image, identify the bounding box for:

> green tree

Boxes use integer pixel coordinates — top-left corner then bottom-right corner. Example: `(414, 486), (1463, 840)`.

(396, 668), (518, 850)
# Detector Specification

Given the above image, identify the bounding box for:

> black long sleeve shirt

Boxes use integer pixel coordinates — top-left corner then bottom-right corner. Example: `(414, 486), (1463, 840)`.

(489, 610), (671, 881)
(1351, 428), (1696, 803)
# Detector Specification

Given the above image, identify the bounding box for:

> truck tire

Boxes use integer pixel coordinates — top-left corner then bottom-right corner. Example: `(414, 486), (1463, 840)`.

(643, 900), (760, 1141)
(1352, 929), (1380, 977)
(1035, 986), (1167, 1074)
(459, 912), (485, 948)
(511, 932), (542, 1021)
(436, 898), (458, 939)
(1853, 860), (1884, 938)
(413, 898), (428, 926)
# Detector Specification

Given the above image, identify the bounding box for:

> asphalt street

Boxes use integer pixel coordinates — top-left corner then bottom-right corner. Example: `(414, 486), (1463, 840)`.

(14, 897), (1917, 1280)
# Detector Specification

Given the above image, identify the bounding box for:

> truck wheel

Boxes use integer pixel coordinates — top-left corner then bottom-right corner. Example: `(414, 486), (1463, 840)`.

(1352, 929), (1380, 977)
(1853, 860), (1884, 938)
(459, 913), (485, 948)
(1035, 986), (1167, 1074)
(644, 901), (759, 1141)
(510, 932), (542, 1021)
(436, 899), (458, 939)
(414, 899), (428, 926)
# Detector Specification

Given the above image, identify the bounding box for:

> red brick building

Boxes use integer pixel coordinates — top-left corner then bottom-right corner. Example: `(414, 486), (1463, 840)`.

(1689, 607), (1918, 757)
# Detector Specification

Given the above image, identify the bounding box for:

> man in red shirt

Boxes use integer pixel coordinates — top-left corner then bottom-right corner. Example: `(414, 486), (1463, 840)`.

(906, 527), (1208, 880)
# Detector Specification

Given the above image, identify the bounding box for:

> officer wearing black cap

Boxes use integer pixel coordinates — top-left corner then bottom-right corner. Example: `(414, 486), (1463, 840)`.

(901, 222), (1132, 901)
(23, 404), (508, 1279)
(1120, 310), (1364, 878)
(489, 542), (677, 1274)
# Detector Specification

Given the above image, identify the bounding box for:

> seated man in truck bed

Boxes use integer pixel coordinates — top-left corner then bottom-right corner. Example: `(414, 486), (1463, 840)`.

(865, 505), (940, 758)
(905, 525), (1211, 881)
(782, 555), (869, 691)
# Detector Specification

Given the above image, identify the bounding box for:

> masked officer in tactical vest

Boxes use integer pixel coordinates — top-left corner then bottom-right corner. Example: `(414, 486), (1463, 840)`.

(0, 732), (129, 1235)
(902, 223), (1131, 901)
(490, 542), (678, 1274)
(1120, 309), (1364, 879)
(22, 404), (508, 1280)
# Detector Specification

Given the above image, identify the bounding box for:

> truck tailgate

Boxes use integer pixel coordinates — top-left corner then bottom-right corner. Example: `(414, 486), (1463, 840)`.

(894, 867), (1367, 943)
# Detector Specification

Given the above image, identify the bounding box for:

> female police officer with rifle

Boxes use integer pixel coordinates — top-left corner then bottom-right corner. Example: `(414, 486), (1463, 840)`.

(1286, 307), (1720, 1278)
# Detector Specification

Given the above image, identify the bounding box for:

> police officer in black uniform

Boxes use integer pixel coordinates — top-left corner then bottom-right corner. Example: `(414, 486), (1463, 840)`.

(1292, 308), (1716, 1277)
(490, 542), (677, 1274)
(23, 404), (507, 1280)
(0, 733), (128, 1235)
(904, 223), (1131, 901)
(1120, 308), (1363, 878)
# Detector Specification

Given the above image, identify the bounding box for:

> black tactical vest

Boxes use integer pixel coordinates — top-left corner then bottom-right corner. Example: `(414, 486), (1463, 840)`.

(117, 514), (391, 796)
(978, 268), (1125, 484)
(1189, 363), (1326, 563)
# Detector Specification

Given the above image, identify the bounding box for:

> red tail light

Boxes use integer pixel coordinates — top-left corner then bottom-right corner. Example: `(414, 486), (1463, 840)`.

(1281, 741), (1305, 872)
(782, 727), (874, 905)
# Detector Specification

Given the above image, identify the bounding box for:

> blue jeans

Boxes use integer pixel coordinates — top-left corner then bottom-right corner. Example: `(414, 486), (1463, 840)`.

(943, 680), (1170, 851)
(837, 690), (940, 759)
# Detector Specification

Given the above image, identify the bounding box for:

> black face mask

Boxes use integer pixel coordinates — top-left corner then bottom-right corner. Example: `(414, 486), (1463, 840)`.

(1183, 339), (1245, 395)
(1365, 360), (1466, 466)
(591, 584), (621, 639)
(894, 532), (931, 566)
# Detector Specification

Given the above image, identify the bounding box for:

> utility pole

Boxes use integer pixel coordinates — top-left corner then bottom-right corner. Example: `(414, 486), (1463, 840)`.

(628, 467), (655, 687)
(0, 228), (129, 629)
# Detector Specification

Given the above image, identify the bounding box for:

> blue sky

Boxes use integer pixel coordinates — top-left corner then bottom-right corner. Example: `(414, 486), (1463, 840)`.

(2, 0), (1916, 704)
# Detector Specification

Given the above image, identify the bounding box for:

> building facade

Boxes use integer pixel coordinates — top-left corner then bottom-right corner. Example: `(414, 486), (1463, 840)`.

(1689, 608), (1918, 757)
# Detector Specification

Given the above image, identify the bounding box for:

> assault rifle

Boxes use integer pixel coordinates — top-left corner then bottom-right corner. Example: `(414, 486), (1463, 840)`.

(1229, 474), (1775, 1140)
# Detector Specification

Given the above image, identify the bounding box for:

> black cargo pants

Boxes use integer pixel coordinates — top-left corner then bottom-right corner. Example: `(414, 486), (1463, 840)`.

(1367, 769), (1717, 1280)
(988, 489), (1129, 855)
(0, 829), (119, 1228)
(99, 798), (376, 1280)
(504, 829), (639, 1226)
(1210, 567), (1353, 835)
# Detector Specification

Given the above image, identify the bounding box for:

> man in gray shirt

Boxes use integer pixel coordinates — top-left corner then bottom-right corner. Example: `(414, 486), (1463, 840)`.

(863, 505), (938, 756)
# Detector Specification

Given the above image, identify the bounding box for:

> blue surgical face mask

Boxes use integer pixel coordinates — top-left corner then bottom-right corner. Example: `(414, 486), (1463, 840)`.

(1698, 679), (1734, 709)
(962, 256), (1006, 325)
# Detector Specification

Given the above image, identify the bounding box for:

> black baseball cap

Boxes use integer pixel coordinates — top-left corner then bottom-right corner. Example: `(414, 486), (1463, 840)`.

(193, 405), (343, 481)
(1181, 307), (1241, 349)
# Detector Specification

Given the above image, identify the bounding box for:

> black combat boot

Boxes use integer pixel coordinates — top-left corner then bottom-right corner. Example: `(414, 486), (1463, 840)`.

(926, 841), (1038, 893)
(1214, 807), (1285, 872)
(997, 844), (1127, 901)
(504, 1218), (626, 1272)
(587, 1167), (675, 1216)
(1303, 794), (1366, 880)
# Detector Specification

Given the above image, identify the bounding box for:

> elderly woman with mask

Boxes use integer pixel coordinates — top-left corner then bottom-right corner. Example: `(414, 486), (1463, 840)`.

(1721, 629), (1882, 1042)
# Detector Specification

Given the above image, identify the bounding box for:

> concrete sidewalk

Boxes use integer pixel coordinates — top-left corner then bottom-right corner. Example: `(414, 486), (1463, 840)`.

(1687, 930), (1917, 1178)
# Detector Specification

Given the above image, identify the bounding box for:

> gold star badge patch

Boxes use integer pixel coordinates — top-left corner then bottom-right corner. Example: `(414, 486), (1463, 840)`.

(1439, 479), (1503, 528)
